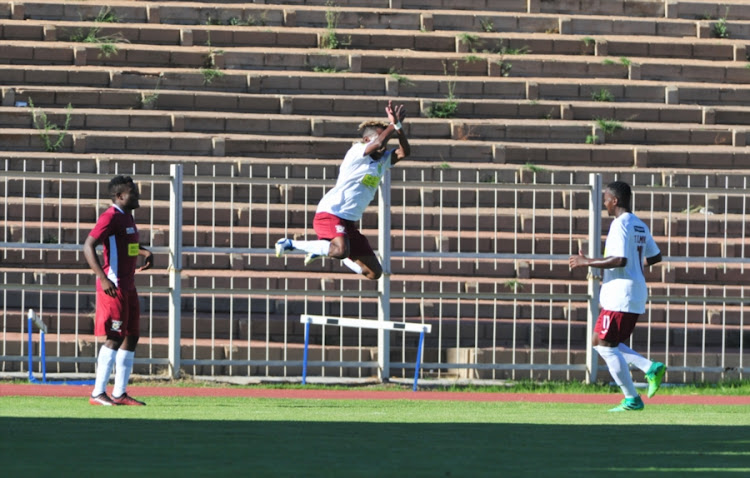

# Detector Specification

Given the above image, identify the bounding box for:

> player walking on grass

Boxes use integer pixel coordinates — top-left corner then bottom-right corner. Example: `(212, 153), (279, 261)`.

(275, 100), (410, 280)
(84, 175), (153, 406)
(569, 181), (666, 412)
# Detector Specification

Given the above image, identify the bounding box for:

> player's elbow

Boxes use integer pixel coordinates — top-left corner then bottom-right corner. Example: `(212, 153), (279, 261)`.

(646, 253), (662, 266)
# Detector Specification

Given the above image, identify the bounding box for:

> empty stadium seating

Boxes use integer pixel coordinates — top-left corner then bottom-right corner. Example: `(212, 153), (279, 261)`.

(2, 0), (749, 382)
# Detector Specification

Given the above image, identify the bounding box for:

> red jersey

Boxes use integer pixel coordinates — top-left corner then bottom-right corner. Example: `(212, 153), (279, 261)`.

(89, 205), (140, 291)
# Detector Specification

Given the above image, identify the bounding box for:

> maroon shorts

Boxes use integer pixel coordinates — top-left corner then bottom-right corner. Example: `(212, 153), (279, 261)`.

(312, 212), (376, 260)
(95, 287), (140, 339)
(594, 309), (639, 344)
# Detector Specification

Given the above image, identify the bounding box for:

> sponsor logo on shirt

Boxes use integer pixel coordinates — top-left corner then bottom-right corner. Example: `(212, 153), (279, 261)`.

(126, 227), (136, 234)
(335, 225), (346, 234)
(111, 320), (122, 332)
(128, 243), (139, 256)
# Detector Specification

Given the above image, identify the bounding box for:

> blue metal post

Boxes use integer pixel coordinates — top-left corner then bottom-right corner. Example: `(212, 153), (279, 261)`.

(413, 328), (425, 392)
(41, 330), (47, 383)
(302, 319), (310, 385)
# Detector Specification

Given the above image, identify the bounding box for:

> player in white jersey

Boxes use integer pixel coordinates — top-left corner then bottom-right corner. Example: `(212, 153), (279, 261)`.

(275, 100), (410, 280)
(569, 181), (666, 411)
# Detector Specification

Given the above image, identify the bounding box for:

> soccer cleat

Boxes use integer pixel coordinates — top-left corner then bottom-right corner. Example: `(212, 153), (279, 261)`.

(304, 253), (322, 266)
(645, 362), (667, 398)
(89, 393), (118, 406)
(608, 396), (644, 412)
(275, 238), (294, 257)
(112, 393), (146, 406)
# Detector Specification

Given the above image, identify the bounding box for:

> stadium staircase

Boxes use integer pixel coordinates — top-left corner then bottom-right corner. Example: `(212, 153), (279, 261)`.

(1, 0), (748, 382)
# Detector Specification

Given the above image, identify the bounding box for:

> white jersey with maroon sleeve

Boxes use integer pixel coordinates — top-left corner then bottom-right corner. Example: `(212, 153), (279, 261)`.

(316, 141), (393, 221)
(599, 212), (660, 314)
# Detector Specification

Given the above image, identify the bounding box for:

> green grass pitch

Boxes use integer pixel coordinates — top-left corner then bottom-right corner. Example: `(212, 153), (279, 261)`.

(1, 396), (749, 477)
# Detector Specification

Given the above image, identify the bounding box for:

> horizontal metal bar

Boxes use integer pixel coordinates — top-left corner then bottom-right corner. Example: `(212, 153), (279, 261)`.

(302, 315), (431, 333)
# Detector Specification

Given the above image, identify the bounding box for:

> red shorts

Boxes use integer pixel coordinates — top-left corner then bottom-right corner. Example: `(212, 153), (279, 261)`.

(312, 212), (376, 260)
(95, 287), (140, 339)
(594, 309), (639, 344)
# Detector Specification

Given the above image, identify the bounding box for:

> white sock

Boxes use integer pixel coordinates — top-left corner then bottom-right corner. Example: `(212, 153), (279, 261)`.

(595, 345), (638, 399)
(342, 258), (363, 274)
(113, 349), (135, 398)
(92, 345), (116, 397)
(291, 239), (331, 256)
(617, 343), (652, 373)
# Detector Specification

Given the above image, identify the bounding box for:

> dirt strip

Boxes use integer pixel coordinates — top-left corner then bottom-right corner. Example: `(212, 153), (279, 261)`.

(2, 383), (749, 405)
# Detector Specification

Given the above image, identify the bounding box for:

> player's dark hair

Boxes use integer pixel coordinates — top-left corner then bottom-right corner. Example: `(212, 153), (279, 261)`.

(606, 181), (632, 210)
(108, 175), (134, 199)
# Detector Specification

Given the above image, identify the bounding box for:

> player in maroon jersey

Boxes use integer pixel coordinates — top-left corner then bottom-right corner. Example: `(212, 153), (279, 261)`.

(84, 175), (153, 406)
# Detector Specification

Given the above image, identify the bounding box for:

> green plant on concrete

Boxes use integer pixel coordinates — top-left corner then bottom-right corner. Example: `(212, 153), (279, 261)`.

(459, 33), (480, 52)
(426, 61), (459, 119)
(480, 18), (494, 33)
(619, 57), (632, 67)
(524, 162), (546, 174)
(464, 55), (482, 63)
(200, 68), (224, 84)
(596, 118), (623, 135)
(504, 279), (524, 291)
(312, 66), (348, 73)
(499, 45), (530, 55)
(585, 134), (599, 144)
(713, 7), (731, 38)
(204, 15), (223, 26)
(582, 37), (595, 47)
(602, 58), (616, 65)
(713, 17), (729, 38)
(438, 162), (451, 169)
(29, 99), (73, 153)
(496, 59), (512, 77)
(93, 6), (118, 23)
(682, 204), (706, 214)
(388, 67), (414, 86)
(69, 24), (124, 58)
(591, 88), (614, 102)
(320, 1), (350, 49)
(42, 233), (59, 244)
(140, 72), (164, 109)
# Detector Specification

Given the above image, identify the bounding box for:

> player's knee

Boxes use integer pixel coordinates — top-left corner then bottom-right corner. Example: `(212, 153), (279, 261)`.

(328, 243), (349, 259)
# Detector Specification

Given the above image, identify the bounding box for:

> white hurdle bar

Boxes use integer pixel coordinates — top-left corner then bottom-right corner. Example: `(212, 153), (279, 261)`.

(300, 315), (432, 391)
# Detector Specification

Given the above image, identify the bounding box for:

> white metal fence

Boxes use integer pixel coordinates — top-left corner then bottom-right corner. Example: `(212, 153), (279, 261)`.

(1, 160), (748, 383)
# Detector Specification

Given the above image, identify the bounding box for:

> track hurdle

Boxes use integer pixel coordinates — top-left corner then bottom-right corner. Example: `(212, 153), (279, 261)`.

(26, 309), (94, 385)
(300, 315), (432, 391)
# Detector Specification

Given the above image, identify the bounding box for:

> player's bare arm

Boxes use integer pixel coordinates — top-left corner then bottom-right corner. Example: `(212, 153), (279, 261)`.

(83, 235), (117, 297)
(137, 246), (154, 272)
(569, 250), (626, 269)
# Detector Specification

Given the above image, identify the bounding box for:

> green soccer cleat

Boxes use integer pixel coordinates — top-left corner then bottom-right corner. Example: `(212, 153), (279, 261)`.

(304, 253), (322, 266)
(608, 396), (644, 412)
(646, 362), (667, 398)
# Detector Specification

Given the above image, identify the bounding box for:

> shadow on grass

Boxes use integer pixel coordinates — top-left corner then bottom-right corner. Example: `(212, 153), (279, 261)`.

(2, 419), (748, 477)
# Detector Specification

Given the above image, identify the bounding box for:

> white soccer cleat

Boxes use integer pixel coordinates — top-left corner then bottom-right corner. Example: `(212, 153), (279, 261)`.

(275, 238), (294, 257)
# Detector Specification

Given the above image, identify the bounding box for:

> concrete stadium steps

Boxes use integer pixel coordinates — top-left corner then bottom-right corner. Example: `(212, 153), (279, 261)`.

(6, 64), (750, 106)
(5, 38), (750, 85)
(4, 127), (750, 167)
(6, 106), (750, 149)
(15, 85), (750, 127)
(1, 19), (746, 63)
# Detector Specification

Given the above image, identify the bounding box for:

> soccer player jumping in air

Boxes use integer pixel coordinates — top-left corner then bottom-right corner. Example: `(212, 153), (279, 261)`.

(275, 100), (410, 280)
(569, 181), (666, 412)
(84, 175), (153, 406)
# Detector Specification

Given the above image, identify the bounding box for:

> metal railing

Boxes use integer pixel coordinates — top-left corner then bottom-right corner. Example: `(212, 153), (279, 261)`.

(1, 160), (748, 383)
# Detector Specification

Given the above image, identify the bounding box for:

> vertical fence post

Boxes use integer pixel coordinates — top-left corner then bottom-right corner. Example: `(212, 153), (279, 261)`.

(168, 164), (183, 379)
(586, 173), (602, 383)
(377, 169), (392, 382)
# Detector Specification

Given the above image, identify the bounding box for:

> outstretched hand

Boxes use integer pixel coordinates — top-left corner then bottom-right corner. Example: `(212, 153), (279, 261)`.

(385, 100), (406, 125)
(569, 250), (588, 269)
